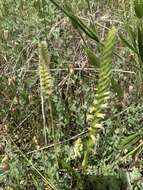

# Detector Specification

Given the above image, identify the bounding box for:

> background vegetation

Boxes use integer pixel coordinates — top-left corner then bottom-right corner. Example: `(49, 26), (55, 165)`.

(0, 0), (143, 189)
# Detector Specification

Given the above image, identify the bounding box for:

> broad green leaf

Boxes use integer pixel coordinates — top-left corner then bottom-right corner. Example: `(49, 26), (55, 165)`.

(134, 0), (143, 18)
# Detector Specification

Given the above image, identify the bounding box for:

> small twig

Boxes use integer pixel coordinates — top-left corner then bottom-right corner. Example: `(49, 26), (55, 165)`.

(3, 67), (135, 76)
(27, 130), (86, 154)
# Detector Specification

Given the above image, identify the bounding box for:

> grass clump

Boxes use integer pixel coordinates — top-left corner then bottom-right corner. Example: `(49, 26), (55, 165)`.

(0, 0), (143, 189)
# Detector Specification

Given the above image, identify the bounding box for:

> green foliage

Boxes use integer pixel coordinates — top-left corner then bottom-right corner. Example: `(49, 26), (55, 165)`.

(1, 0), (143, 189)
(84, 47), (100, 67)
(119, 33), (138, 54)
(120, 129), (143, 158)
(49, 0), (99, 42)
(119, 2), (143, 96)
(134, 0), (143, 19)
(138, 25), (143, 63)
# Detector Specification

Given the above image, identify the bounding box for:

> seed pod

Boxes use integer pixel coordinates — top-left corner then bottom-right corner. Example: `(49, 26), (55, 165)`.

(134, 0), (143, 18)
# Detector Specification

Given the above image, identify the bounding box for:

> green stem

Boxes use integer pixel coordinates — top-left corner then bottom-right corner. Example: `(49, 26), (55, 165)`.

(48, 98), (59, 169)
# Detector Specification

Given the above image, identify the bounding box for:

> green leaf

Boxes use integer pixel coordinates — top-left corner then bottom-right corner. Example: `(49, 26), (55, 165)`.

(134, 0), (143, 18)
(138, 26), (143, 62)
(71, 15), (99, 42)
(84, 47), (100, 67)
(124, 24), (137, 48)
(49, 0), (99, 42)
(120, 133), (140, 149)
(123, 142), (143, 158)
(119, 33), (138, 54)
